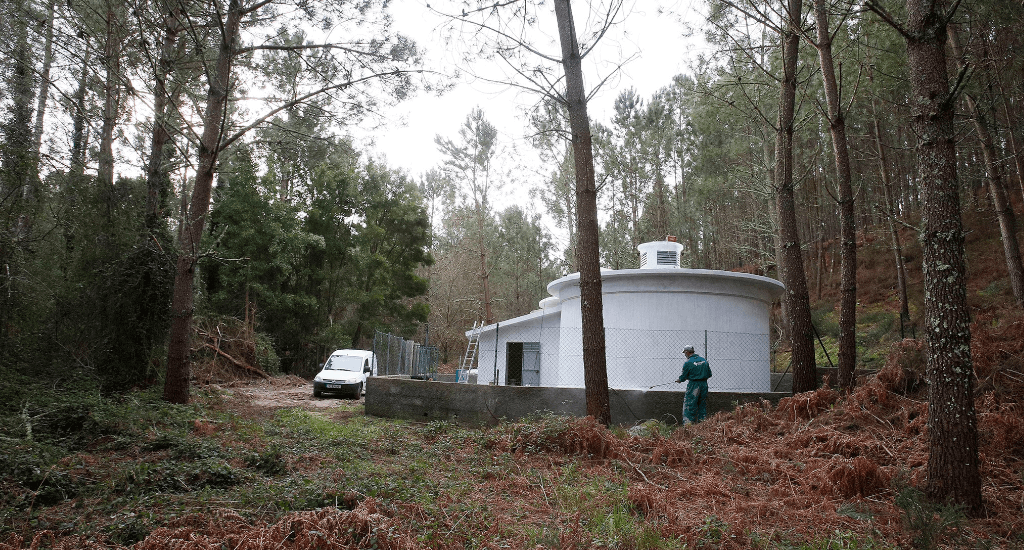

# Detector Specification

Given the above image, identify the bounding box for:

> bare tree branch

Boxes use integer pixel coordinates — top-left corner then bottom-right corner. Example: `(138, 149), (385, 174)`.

(219, 69), (422, 150)
(430, 3), (562, 64)
(863, 0), (912, 39)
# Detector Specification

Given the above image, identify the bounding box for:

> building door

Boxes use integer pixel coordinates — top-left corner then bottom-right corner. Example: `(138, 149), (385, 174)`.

(506, 342), (541, 386)
(506, 343), (523, 386)
(522, 343), (540, 386)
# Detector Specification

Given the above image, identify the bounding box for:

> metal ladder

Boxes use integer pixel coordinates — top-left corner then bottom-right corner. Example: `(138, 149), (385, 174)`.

(458, 321), (483, 383)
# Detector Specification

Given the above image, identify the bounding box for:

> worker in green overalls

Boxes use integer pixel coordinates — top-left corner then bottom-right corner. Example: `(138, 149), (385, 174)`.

(675, 344), (712, 424)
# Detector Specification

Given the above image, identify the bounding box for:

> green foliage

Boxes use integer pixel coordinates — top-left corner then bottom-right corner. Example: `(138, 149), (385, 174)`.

(244, 445), (287, 476)
(593, 86), (689, 269)
(1, 384), (100, 448)
(273, 408), (383, 444)
(814, 335), (838, 370)
(491, 205), (559, 319)
(112, 461), (190, 495)
(978, 279), (1009, 299)
(0, 385), (195, 451)
(0, 167), (176, 394)
(697, 515), (727, 547)
(811, 305), (840, 339)
(254, 331), (282, 374)
(204, 144), (432, 376)
(856, 309), (899, 369)
(837, 502), (875, 522)
(590, 501), (677, 549)
(336, 159), (432, 342)
(624, 419), (674, 438)
(167, 434), (229, 461)
(858, 309), (896, 343)
(90, 228), (176, 391)
(894, 487), (965, 550)
(0, 18), (37, 217)
(0, 366), (35, 418)
(798, 301), (913, 373)
(111, 456), (240, 495)
(308, 324), (352, 358)
(545, 465), (683, 549)
(0, 439), (79, 507)
(205, 148), (325, 372)
(0, 386), (201, 524)
(104, 513), (152, 546)
(753, 529), (895, 549)
(490, 411), (573, 454)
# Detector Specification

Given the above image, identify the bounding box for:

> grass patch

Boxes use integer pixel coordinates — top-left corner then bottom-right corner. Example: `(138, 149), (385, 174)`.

(753, 530), (897, 549)
(811, 304), (840, 339)
(856, 307), (901, 369)
(773, 303), (910, 374)
(274, 407), (382, 443)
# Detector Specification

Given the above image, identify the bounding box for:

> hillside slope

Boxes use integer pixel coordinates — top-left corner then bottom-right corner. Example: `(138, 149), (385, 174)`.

(2, 203), (1023, 549)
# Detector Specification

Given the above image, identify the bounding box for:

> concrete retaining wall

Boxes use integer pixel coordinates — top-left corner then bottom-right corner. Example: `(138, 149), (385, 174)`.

(365, 376), (789, 427)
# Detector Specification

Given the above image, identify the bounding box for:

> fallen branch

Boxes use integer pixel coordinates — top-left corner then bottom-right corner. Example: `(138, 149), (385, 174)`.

(203, 342), (269, 379)
(998, 369), (1024, 383)
(622, 454), (667, 490)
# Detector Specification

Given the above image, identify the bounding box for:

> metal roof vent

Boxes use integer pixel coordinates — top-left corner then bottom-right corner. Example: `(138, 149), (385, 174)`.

(637, 239), (683, 269)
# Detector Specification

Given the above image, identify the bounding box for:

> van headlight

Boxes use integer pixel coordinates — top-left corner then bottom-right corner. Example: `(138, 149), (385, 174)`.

(314, 374), (323, 382)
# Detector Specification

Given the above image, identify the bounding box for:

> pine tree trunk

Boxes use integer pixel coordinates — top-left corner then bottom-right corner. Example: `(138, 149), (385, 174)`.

(653, 170), (667, 238)
(31, 0), (55, 159)
(775, 0), (817, 394)
(164, 0), (242, 404)
(815, 239), (823, 301)
(554, 0), (610, 426)
(3, 22), (36, 237)
(70, 48), (91, 174)
(875, 121), (910, 326)
(478, 215), (493, 324)
(900, 0), (984, 515)
(868, 64), (911, 331)
(812, 0), (857, 390)
(565, 190), (577, 271)
(145, 1), (184, 231)
(98, 1), (121, 190)
(966, 97), (1024, 304)
(993, 77), (1024, 202)
(947, 27), (1024, 306)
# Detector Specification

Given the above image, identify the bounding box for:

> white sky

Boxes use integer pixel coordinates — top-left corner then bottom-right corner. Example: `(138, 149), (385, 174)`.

(352, 0), (711, 191)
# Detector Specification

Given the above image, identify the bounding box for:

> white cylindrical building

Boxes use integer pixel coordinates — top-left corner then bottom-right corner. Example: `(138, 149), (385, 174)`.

(472, 240), (785, 392)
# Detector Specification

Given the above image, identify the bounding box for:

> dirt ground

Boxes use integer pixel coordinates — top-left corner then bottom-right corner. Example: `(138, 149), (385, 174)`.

(220, 375), (362, 410)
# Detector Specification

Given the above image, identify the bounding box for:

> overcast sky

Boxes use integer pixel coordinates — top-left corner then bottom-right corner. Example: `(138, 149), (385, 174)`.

(352, 0), (711, 190)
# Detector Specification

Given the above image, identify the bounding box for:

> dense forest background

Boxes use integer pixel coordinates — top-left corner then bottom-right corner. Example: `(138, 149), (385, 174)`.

(2, 0), (1023, 403)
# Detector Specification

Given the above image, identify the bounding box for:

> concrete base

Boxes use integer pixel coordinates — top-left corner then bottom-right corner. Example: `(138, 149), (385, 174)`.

(365, 376), (789, 427)
(432, 373), (478, 384)
(771, 372), (792, 393)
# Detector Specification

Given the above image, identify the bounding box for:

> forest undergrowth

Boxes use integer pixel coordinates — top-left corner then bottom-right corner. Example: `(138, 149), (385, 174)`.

(2, 320), (1024, 550)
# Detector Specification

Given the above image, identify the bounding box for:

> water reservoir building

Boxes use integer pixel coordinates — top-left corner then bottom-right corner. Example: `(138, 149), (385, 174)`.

(467, 239), (786, 393)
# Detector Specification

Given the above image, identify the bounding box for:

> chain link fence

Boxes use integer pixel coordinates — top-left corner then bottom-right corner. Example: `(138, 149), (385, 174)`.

(475, 327), (774, 392)
(372, 331), (440, 377)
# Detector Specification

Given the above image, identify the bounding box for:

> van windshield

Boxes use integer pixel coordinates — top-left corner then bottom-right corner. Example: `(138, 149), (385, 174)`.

(325, 356), (364, 372)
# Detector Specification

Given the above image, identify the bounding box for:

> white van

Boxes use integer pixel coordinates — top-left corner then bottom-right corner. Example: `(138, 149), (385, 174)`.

(312, 349), (377, 398)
